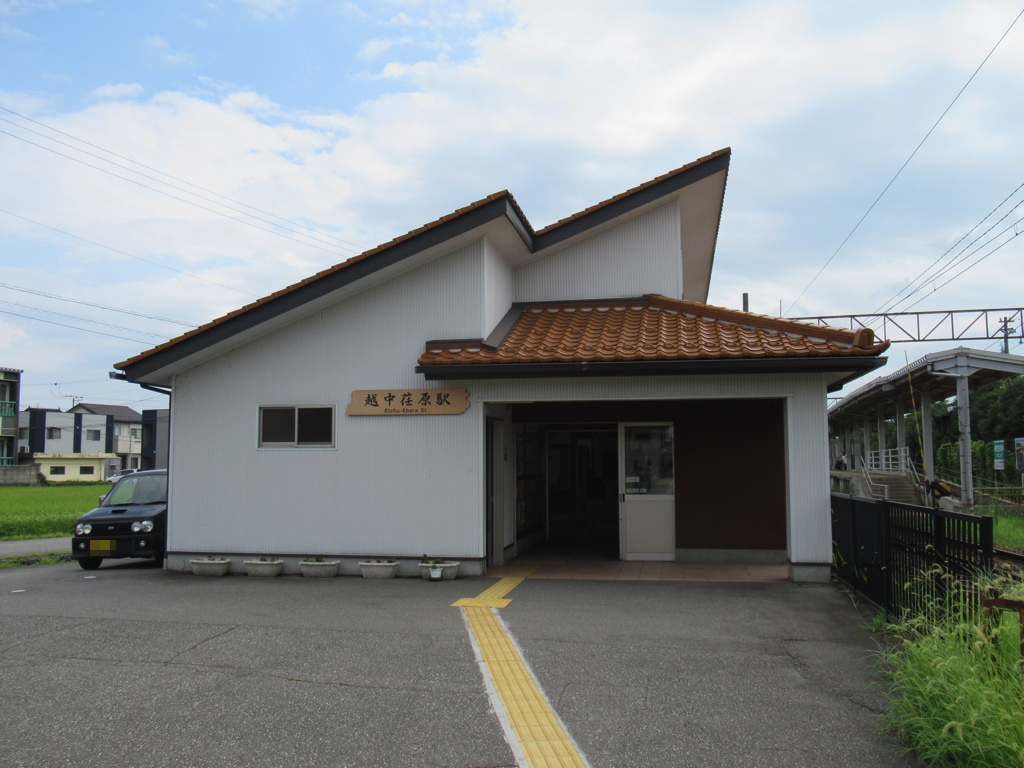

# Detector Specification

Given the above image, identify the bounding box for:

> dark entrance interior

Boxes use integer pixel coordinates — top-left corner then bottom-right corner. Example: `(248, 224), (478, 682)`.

(513, 400), (786, 558)
(514, 423), (619, 557)
(545, 428), (618, 555)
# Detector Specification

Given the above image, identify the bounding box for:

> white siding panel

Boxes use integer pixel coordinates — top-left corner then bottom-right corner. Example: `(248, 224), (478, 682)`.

(482, 238), (514, 335)
(168, 241), (490, 559)
(463, 372), (806, 403)
(784, 381), (832, 565)
(515, 202), (681, 302)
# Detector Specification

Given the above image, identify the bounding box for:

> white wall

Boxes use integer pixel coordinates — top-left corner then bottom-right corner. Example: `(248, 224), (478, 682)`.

(515, 201), (681, 302)
(166, 216), (833, 569)
(482, 238), (514, 336)
(168, 240), (491, 558)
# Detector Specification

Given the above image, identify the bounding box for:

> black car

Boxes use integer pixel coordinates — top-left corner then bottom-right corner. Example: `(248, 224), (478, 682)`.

(71, 469), (167, 570)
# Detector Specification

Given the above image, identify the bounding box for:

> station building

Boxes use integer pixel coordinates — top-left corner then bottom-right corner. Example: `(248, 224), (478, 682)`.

(115, 149), (889, 581)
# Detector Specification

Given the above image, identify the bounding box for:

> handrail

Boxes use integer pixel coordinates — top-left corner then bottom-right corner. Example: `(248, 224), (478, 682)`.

(858, 455), (889, 499)
(864, 447), (911, 473)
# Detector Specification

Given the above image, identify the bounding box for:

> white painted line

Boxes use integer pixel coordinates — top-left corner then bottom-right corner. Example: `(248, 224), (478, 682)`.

(460, 608), (527, 768)
(495, 611), (594, 768)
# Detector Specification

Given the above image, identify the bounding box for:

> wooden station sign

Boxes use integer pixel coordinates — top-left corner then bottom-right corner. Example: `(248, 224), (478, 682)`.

(346, 388), (470, 416)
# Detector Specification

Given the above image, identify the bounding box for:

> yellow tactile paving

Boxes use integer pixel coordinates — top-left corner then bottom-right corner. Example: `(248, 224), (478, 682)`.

(463, 606), (588, 768)
(451, 560), (557, 608)
(454, 560), (588, 767)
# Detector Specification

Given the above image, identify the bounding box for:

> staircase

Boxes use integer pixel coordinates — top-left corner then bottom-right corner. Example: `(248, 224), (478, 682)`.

(868, 473), (922, 504)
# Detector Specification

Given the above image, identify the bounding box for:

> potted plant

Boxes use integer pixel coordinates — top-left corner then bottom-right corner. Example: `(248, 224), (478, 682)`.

(190, 555), (231, 577)
(243, 555), (283, 577)
(359, 558), (399, 579)
(418, 556), (460, 581)
(300, 555), (339, 578)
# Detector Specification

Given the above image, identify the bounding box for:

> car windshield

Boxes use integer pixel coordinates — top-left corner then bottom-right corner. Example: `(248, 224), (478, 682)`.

(102, 474), (167, 506)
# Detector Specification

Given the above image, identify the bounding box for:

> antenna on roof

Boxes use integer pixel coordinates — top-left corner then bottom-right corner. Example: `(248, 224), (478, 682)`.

(742, 293), (749, 312)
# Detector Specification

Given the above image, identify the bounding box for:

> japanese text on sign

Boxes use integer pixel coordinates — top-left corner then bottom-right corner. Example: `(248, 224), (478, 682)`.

(346, 389), (470, 416)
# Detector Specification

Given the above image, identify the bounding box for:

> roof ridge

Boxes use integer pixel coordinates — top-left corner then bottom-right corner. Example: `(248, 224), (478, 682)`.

(646, 296), (885, 350)
(535, 148), (731, 235)
(116, 151), (733, 376)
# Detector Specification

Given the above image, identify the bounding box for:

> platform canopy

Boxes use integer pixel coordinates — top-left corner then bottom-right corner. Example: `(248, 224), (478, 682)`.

(828, 346), (1024, 503)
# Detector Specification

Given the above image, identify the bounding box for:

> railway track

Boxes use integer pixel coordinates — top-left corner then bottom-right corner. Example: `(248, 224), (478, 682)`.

(995, 547), (1024, 571)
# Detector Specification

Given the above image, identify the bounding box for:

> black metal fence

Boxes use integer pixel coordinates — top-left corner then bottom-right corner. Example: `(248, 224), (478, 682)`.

(831, 493), (993, 618)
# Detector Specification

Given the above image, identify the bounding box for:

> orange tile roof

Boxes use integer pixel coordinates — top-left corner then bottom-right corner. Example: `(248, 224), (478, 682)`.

(417, 296), (889, 367)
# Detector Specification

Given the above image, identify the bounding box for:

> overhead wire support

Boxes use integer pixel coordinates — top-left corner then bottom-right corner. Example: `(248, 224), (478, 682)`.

(791, 307), (1024, 345)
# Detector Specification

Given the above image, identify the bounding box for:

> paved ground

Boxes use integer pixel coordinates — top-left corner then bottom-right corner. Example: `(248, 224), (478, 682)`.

(0, 536), (71, 558)
(0, 560), (917, 768)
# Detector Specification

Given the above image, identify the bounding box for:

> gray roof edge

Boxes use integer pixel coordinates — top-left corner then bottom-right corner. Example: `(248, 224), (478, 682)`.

(829, 346), (1024, 414)
(119, 153), (731, 384)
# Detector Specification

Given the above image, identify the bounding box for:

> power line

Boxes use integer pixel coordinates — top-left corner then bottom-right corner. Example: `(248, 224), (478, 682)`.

(20, 378), (111, 388)
(0, 104), (367, 253)
(0, 309), (154, 343)
(0, 116), (362, 256)
(891, 214), (1023, 312)
(0, 299), (169, 338)
(784, 6), (1024, 316)
(0, 128), (360, 260)
(0, 281), (196, 327)
(0, 207), (259, 297)
(875, 181), (1024, 313)
(898, 228), (1021, 312)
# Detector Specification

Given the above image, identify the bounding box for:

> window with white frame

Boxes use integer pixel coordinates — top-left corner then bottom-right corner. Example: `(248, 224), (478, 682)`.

(259, 406), (334, 447)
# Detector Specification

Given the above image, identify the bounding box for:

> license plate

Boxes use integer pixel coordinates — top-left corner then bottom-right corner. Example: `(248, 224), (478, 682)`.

(89, 540), (115, 555)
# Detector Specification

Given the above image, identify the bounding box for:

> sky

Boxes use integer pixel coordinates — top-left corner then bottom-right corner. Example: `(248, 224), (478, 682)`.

(1, 0), (1023, 413)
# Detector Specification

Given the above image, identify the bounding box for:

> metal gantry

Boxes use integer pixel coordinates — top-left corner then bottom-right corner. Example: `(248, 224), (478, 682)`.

(792, 307), (1023, 346)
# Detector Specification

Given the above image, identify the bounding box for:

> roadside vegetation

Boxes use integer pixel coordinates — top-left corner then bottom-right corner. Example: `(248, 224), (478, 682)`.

(878, 567), (1024, 766)
(993, 512), (1024, 552)
(0, 484), (106, 540)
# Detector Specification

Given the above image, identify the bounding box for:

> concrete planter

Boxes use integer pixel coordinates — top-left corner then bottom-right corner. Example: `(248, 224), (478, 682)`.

(191, 559), (231, 577)
(244, 559), (283, 577)
(359, 561), (398, 579)
(418, 562), (459, 580)
(301, 560), (339, 578)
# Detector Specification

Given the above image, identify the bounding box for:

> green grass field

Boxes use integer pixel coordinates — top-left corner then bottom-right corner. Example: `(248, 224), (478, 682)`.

(993, 513), (1024, 551)
(0, 484), (107, 540)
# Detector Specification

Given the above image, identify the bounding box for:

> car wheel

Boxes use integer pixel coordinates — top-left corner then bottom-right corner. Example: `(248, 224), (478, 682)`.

(78, 557), (102, 570)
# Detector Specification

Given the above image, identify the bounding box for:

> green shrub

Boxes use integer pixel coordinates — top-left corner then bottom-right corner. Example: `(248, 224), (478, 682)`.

(879, 567), (1024, 766)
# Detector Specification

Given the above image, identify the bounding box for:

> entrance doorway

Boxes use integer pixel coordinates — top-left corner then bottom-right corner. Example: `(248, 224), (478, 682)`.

(619, 423), (676, 560)
(544, 427), (618, 556)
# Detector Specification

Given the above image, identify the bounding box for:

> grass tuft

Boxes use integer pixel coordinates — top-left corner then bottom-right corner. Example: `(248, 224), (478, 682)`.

(878, 566), (1024, 767)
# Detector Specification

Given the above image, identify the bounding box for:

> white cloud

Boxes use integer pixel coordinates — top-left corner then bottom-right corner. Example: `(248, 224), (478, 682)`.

(232, 0), (299, 20)
(360, 37), (401, 60)
(2, 0), (1023, 407)
(144, 35), (193, 67)
(91, 83), (145, 101)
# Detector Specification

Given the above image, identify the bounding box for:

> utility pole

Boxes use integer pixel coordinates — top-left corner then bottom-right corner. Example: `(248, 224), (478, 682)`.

(999, 316), (1015, 354)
